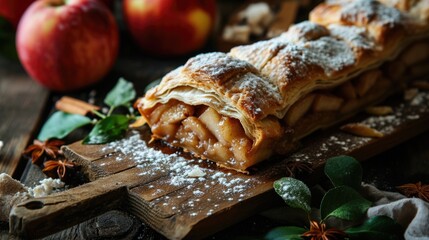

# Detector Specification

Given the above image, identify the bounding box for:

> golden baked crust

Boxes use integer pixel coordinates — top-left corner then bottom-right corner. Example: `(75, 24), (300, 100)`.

(138, 0), (429, 171)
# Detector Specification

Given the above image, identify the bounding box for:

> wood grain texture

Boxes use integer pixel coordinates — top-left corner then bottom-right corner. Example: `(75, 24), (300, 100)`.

(0, 58), (49, 177)
(9, 88), (429, 239)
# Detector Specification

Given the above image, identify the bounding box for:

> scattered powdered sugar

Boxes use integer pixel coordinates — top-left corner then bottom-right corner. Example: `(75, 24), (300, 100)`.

(410, 91), (429, 106)
(193, 189), (204, 197)
(28, 178), (65, 198)
(102, 131), (259, 216)
(363, 91), (429, 133)
(364, 114), (400, 133)
(186, 166), (206, 178)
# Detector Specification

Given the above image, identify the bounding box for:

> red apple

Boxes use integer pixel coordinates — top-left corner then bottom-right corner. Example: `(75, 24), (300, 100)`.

(122, 0), (217, 56)
(16, 0), (119, 91)
(0, 0), (35, 28)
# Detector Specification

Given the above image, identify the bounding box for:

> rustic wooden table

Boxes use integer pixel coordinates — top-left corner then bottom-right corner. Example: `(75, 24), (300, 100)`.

(2, 1), (429, 238)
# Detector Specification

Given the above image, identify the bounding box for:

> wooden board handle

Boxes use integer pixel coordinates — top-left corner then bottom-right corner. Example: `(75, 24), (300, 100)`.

(9, 180), (129, 238)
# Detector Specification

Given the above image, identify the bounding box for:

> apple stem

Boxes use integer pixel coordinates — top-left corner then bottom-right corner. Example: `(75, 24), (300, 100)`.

(92, 109), (106, 119)
(48, 0), (66, 7)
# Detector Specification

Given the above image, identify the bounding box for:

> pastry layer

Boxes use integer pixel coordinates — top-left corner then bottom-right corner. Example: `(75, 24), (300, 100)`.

(138, 0), (429, 171)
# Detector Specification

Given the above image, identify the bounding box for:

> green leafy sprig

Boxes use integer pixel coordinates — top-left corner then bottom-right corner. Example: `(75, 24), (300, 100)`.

(38, 78), (138, 144)
(268, 155), (403, 240)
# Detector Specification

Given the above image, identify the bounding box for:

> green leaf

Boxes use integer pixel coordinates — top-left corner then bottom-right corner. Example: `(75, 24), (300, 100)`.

(265, 226), (306, 240)
(83, 115), (129, 144)
(274, 177), (311, 213)
(325, 155), (362, 190)
(346, 216), (403, 240)
(104, 78), (136, 108)
(38, 112), (92, 141)
(321, 186), (372, 221)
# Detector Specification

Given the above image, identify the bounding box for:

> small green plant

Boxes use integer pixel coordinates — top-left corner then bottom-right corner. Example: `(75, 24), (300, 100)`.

(266, 155), (403, 240)
(37, 78), (138, 144)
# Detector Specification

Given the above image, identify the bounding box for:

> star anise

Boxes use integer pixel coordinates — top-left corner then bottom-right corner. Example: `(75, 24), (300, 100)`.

(43, 159), (75, 179)
(285, 160), (313, 177)
(23, 139), (64, 164)
(397, 182), (429, 202)
(302, 220), (348, 240)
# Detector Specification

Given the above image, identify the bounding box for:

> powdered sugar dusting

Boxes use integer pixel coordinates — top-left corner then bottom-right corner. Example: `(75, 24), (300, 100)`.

(270, 36), (356, 79)
(230, 39), (286, 70)
(328, 24), (376, 50)
(28, 178), (65, 198)
(280, 21), (329, 42)
(305, 37), (356, 74)
(102, 132), (259, 216)
(184, 52), (255, 82)
(339, 0), (403, 27)
(226, 72), (282, 118)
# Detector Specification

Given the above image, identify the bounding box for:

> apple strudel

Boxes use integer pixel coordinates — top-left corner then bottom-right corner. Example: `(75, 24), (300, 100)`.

(137, 0), (429, 172)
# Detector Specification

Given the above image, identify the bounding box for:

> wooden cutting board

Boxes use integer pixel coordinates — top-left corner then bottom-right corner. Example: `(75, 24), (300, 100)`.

(9, 91), (429, 240)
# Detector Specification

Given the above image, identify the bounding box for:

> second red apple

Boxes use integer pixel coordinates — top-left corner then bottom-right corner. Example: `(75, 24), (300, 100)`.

(122, 0), (217, 56)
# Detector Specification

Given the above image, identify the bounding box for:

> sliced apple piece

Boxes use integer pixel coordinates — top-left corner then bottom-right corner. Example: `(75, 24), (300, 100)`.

(231, 138), (252, 163)
(148, 103), (171, 124)
(312, 94), (344, 112)
(152, 123), (179, 140)
(176, 125), (201, 152)
(284, 94), (315, 126)
(198, 107), (223, 142)
(159, 102), (194, 124)
(355, 70), (380, 97)
(337, 81), (357, 100)
(218, 117), (247, 144)
(182, 116), (214, 143)
(206, 142), (233, 162)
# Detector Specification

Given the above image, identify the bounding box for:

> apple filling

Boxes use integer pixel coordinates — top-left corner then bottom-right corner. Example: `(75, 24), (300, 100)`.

(143, 100), (256, 171)
(283, 68), (391, 140)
